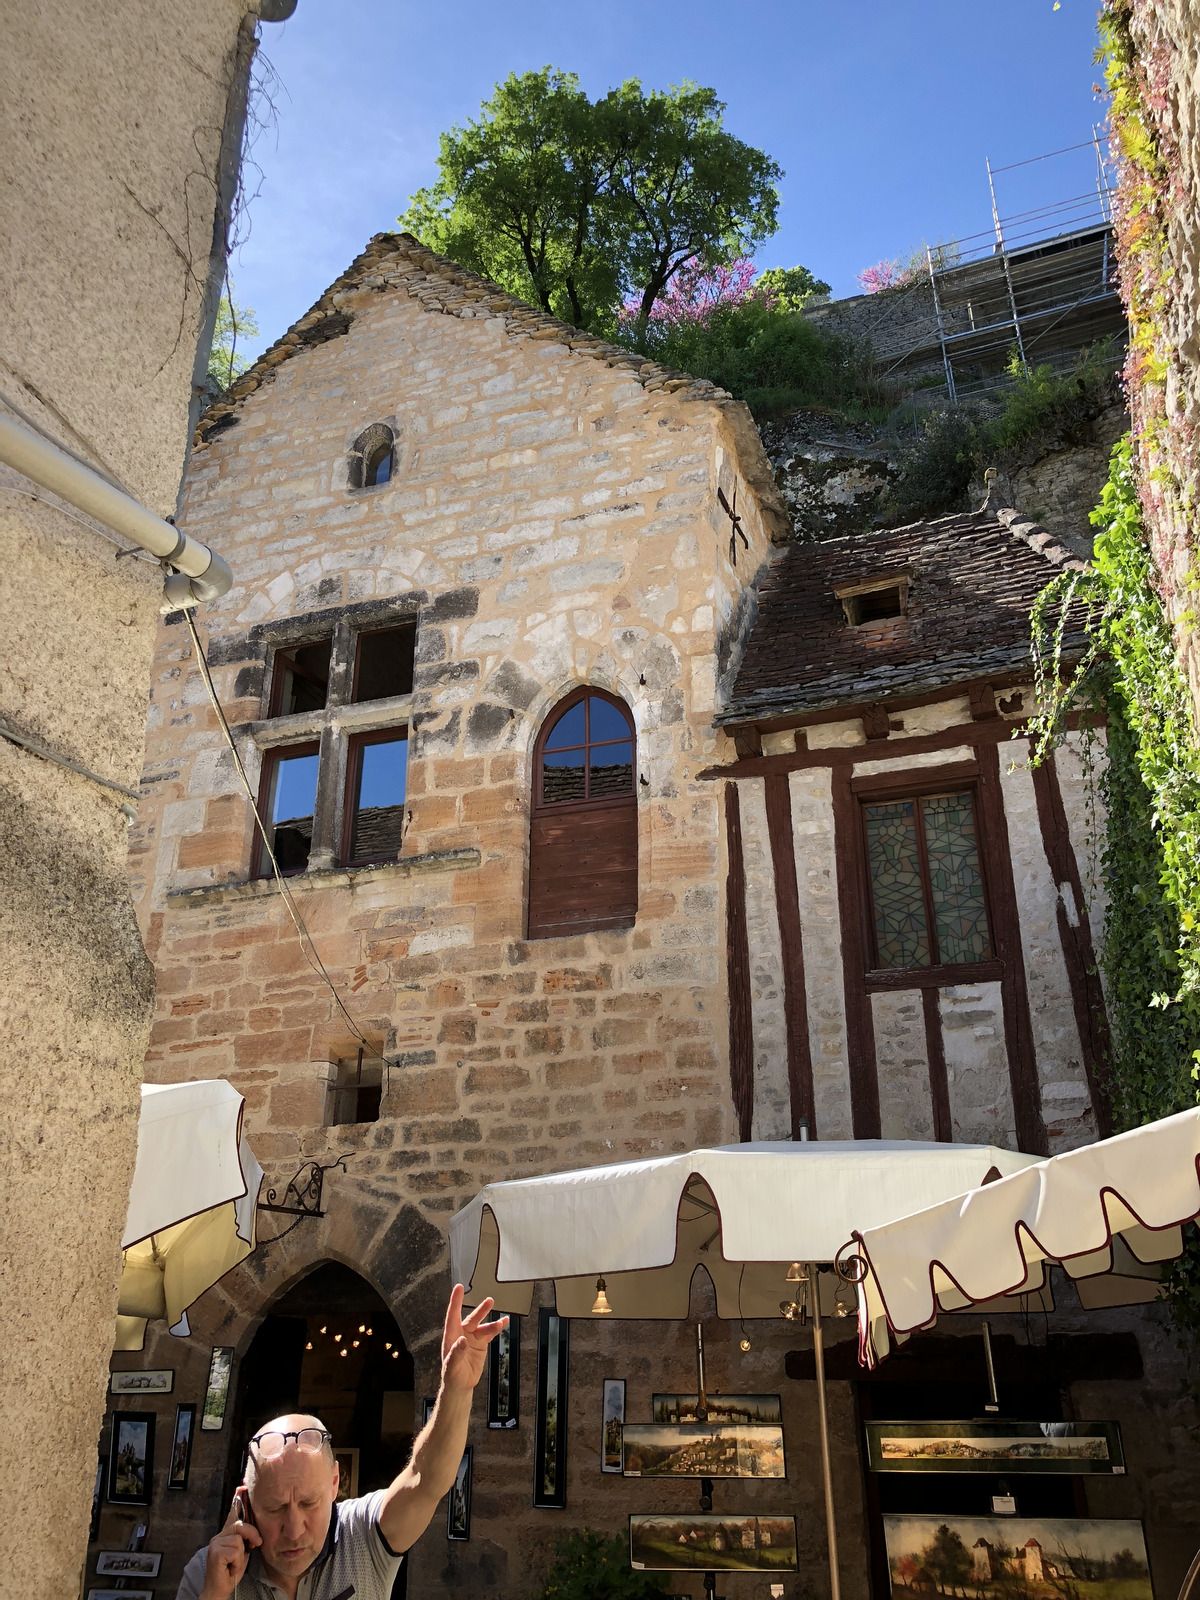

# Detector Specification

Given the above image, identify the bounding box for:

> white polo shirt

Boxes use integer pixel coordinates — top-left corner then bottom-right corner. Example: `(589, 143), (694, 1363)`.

(175, 1490), (404, 1600)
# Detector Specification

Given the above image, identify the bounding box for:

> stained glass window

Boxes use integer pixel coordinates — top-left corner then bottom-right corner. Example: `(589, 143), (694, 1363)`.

(863, 790), (990, 970)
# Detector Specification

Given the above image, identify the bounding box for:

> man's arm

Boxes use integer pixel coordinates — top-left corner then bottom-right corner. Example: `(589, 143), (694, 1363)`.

(376, 1285), (506, 1554)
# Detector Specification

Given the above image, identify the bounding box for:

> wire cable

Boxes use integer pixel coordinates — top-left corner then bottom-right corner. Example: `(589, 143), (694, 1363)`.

(182, 607), (387, 1067)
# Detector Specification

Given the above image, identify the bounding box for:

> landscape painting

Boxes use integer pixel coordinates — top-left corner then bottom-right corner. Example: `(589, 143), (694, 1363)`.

(622, 1422), (785, 1479)
(867, 1422), (1125, 1476)
(652, 1393), (782, 1425)
(630, 1514), (798, 1573)
(602, 1378), (625, 1474)
(882, 1516), (1152, 1600)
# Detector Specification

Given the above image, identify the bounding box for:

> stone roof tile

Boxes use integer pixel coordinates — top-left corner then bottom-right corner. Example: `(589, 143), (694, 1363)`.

(720, 508), (1090, 724)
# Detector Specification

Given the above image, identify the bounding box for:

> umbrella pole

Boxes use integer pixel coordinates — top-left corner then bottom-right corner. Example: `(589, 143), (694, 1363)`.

(808, 1265), (841, 1600)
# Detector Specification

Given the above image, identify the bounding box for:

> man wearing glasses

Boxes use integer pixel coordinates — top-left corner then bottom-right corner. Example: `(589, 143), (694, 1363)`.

(177, 1287), (505, 1600)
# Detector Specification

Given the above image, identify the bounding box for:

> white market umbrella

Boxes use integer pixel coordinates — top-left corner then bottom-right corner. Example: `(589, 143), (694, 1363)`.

(849, 1107), (1200, 1368)
(450, 1138), (1043, 1600)
(115, 1080), (263, 1352)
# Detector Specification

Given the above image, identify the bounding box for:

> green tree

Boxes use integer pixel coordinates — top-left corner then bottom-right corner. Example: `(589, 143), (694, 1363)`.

(401, 68), (781, 335)
(207, 284), (258, 393)
(752, 263), (830, 310)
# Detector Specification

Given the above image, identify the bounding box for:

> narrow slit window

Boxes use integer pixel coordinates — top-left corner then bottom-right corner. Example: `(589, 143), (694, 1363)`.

(256, 743), (320, 877)
(328, 1049), (382, 1125)
(862, 789), (991, 970)
(270, 638), (332, 716)
(364, 440), (392, 486)
(353, 624), (415, 703)
(344, 730), (407, 863)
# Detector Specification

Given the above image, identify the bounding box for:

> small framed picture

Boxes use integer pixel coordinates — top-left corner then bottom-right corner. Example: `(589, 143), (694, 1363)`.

(168, 1403), (196, 1490)
(533, 1308), (569, 1509)
(423, 1397), (435, 1427)
(201, 1346), (234, 1431)
(601, 1378), (625, 1474)
(447, 1447), (472, 1540)
(334, 1447), (360, 1501)
(487, 1313), (520, 1429)
(107, 1413), (155, 1505)
(96, 1552), (162, 1578)
(111, 1369), (173, 1395)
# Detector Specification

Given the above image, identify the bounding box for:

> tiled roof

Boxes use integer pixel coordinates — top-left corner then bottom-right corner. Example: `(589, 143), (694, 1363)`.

(720, 507), (1089, 724)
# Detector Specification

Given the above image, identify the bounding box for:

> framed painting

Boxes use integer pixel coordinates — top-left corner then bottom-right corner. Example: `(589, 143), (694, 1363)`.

(622, 1422), (785, 1479)
(201, 1346), (234, 1431)
(111, 1369), (173, 1395)
(602, 1378), (625, 1474)
(168, 1403), (196, 1490)
(487, 1313), (520, 1429)
(107, 1413), (154, 1505)
(89, 1455), (105, 1542)
(865, 1420), (1125, 1475)
(334, 1447), (360, 1501)
(88, 1590), (154, 1599)
(96, 1552), (162, 1578)
(881, 1516), (1152, 1600)
(447, 1447), (472, 1540)
(533, 1308), (569, 1509)
(652, 1393), (782, 1426)
(630, 1514), (798, 1573)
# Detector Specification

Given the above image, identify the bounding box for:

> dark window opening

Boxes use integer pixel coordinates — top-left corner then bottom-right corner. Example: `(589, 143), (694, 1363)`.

(348, 423), (395, 492)
(862, 789), (991, 970)
(328, 1049), (383, 1125)
(256, 743), (320, 877)
(838, 577), (909, 627)
(364, 441), (393, 486)
(529, 688), (638, 940)
(270, 638), (332, 717)
(354, 624), (415, 703)
(344, 730), (407, 864)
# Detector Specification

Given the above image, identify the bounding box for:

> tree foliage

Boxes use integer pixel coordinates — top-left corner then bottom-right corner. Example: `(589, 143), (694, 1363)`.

(207, 284), (258, 394)
(400, 68), (782, 335)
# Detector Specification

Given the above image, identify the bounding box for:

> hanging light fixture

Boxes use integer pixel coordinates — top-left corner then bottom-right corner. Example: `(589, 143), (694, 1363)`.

(739, 1337), (752, 1352)
(780, 1261), (808, 1322)
(305, 1341), (313, 1351)
(366, 1327), (373, 1336)
(340, 1348), (348, 1358)
(333, 1332), (342, 1341)
(833, 1280), (857, 1319)
(392, 1349), (399, 1359)
(319, 1325), (327, 1334)
(353, 1340), (360, 1348)
(591, 1277), (613, 1315)
(359, 1324), (366, 1333)
(385, 1341), (392, 1350)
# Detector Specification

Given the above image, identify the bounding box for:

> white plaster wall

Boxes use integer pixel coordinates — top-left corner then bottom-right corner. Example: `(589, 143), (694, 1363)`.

(738, 778), (791, 1140)
(1054, 729), (1110, 964)
(788, 767), (855, 1137)
(871, 990), (936, 1139)
(852, 745), (975, 778)
(886, 696), (972, 737)
(1001, 739), (1096, 1150)
(939, 981), (1018, 1145)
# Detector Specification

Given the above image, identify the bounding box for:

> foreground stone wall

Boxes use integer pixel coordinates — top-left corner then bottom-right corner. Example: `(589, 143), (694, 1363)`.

(0, 5), (253, 1595)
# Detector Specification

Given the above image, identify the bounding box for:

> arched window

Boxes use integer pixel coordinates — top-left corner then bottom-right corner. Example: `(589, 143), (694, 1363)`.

(528, 687), (638, 940)
(348, 423), (394, 490)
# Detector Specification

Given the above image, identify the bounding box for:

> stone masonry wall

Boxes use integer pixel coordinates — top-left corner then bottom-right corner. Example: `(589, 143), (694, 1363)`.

(126, 278), (791, 1599)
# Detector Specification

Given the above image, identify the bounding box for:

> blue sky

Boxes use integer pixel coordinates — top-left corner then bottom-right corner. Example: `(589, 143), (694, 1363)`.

(233, 0), (1107, 361)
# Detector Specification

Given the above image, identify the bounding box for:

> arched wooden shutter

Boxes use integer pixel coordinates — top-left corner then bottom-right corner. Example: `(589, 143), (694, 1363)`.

(528, 688), (638, 939)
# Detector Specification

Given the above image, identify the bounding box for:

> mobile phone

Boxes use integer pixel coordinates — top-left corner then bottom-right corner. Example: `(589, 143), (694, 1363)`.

(234, 1491), (254, 1528)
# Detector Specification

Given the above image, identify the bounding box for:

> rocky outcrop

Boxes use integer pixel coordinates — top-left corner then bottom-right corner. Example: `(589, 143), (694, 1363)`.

(759, 410), (900, 540)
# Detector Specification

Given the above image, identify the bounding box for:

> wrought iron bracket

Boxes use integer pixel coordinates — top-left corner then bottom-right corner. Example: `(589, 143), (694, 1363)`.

(257, 1153), (355, 1219)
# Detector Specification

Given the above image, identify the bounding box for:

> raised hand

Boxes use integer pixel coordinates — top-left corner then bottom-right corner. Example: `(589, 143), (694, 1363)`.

(198, 1489), (261, 1600)
(440, 1283), (508, 1393)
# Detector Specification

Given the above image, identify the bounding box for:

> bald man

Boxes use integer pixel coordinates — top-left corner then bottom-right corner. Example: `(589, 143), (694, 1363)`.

(176, 1286), (505, 1600)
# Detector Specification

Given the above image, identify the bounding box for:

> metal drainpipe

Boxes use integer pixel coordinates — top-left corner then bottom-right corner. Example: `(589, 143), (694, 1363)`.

(0, 412), (232, 609)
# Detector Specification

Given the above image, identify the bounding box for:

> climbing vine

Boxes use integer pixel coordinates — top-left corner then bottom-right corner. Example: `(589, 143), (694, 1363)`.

(1029, 437), (1200, 1351)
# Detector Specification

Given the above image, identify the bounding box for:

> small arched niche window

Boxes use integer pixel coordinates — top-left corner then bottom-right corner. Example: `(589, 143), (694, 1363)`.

(528, 687), (638, 940)
(348, 422), (394, 490)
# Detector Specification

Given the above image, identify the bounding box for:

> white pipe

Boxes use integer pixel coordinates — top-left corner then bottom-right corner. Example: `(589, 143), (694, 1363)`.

(0, 412), (232, 605)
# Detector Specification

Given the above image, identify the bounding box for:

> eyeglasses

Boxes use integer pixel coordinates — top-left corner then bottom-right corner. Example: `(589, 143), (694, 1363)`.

(249, 1427), (332, 1458)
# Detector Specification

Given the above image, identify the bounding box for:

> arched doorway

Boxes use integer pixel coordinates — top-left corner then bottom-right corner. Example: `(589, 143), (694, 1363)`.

(225, 1262), (415, 1517)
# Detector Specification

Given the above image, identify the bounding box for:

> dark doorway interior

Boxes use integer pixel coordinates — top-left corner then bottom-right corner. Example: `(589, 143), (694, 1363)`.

(226, 1263), (415, 1595)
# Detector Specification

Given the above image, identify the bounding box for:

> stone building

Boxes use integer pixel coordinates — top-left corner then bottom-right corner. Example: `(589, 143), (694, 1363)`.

(0, 6), (292, 1596)
(114, 233), (1200, 1599)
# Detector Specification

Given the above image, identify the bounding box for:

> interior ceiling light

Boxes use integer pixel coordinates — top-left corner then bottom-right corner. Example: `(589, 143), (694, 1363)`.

(591, 1276), (613, 1315)
(785, 1262), (806, 1284)
(353, 1340), (360, 1347)
(319, 1325), (327, 1334)
(334, 1333), (341, 1341)
(359, 1324), (365, 1333)
(305, 1341), (313, 1351)
(385, 1341), (392, 1350)
(340, 1348), (348, 1358)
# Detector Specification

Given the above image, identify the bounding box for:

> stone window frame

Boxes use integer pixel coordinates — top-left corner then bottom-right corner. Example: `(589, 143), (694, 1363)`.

(247, 597), (418, 877)
(346, 420), (397, 493)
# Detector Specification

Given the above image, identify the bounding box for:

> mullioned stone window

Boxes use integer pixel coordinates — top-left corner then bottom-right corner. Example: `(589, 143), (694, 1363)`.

(249, 603), (416, 878)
